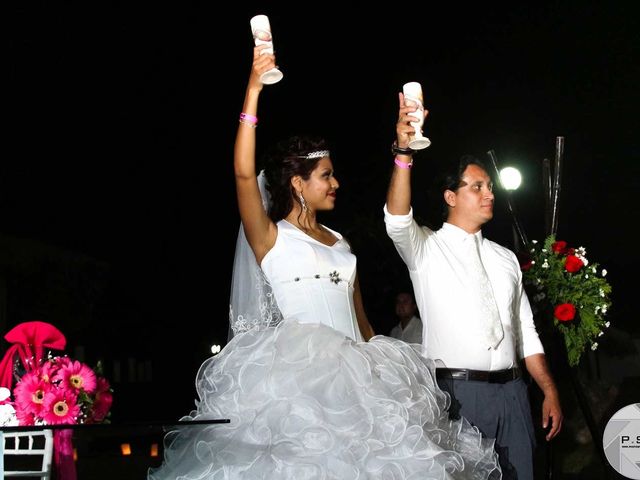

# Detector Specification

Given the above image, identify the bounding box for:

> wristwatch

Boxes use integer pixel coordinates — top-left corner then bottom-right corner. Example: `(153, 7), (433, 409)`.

(391, 141), (414, 156)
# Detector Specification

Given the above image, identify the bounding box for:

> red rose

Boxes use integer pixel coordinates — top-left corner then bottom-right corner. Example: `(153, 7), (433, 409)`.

(554, 303), (576, 322)
(520, 260), (533, 271)
(552, 241), (568, 254)
(565, 255), (584, 273)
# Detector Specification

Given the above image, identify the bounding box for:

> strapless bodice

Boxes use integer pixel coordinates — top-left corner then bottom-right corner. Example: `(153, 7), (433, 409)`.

(260, 220), (363, 341)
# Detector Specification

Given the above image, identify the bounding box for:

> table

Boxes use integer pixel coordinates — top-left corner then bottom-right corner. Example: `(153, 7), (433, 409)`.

(0, 418), (230, 479)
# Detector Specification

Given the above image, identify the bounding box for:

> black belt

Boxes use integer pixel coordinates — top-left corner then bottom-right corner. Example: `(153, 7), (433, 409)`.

(436, 367), (521, 384)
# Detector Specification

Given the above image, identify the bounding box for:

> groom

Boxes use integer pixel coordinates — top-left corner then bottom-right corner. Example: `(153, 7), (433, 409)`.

(383, 95), (562, 480)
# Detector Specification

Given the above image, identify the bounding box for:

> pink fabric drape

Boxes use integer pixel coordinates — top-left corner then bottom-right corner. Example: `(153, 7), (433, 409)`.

(0, 320), (66, 390)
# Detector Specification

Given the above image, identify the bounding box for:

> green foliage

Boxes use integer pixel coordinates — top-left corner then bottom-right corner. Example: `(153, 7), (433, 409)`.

(522, 235), (612, 367)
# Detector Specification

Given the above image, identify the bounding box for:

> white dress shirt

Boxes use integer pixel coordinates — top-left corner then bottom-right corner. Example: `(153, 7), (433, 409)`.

(384, 206), (544, 371)
(389, 315), (423, 344)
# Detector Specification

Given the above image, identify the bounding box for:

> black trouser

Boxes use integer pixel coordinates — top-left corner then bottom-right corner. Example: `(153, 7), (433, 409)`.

(437, 376), (536, 480)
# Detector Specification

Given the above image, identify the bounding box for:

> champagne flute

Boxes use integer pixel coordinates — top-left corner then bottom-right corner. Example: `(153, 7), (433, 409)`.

(250, 15), (284, 85)
(403, 82), (431, 149)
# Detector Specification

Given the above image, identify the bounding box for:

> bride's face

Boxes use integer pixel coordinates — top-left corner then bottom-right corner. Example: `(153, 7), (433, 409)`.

(302, 158), (340, 211)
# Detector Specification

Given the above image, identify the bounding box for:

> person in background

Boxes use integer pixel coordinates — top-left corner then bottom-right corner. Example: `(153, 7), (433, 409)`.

(389, 290), (423, 344)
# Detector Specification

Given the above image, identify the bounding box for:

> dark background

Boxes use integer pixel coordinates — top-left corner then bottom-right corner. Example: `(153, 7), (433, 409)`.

(8, 2), (639, 428)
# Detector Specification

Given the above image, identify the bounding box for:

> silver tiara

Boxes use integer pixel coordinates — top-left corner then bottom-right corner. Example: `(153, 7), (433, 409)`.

(299, 150), (330, 160)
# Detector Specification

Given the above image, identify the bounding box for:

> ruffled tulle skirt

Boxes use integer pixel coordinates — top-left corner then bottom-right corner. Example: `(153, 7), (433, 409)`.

(148, 320), (501, 479)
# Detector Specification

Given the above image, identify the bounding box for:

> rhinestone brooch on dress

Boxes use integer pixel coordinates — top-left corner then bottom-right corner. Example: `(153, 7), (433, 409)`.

(329, 271), (341, 284)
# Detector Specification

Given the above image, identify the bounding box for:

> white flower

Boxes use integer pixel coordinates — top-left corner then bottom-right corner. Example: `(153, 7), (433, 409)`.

(602, 305), (608, 314)
(0, 407), (17, 425)
(542, 248), (547, 253)
(542, 260), (549, 269)
(595, 305), (601, 313)
(576, 253), (589, 266)
(602, 269), (607, 277)
(605, 321), (610, 328)
(591, 342), (599, 351)
(0, 387), (10, 402)
(592, 266), (597, 273)
(598, 331), (604, 337)
(0, 392), (17, 427)
(532, 239), (538, 244)
(585, 274), (589, 279)
(599, 289), (605, 297)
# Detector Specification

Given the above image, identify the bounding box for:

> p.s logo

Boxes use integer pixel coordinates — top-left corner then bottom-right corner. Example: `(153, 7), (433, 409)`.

(603, 403), (640, 479)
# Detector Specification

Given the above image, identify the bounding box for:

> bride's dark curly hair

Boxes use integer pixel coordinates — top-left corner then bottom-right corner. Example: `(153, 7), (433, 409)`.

(261, 134), (330, 222)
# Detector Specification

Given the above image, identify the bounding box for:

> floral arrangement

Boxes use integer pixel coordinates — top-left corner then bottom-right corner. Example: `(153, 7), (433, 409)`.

(520, 235), (612, 367)
(0, 355), (112, 426)
(0, 321), (112, 427)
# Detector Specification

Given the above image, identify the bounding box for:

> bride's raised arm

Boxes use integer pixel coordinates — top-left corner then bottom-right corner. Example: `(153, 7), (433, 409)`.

(234, 45), (279, 265)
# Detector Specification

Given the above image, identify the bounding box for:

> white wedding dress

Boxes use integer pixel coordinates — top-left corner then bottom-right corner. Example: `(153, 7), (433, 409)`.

(149, 220), (501, 480)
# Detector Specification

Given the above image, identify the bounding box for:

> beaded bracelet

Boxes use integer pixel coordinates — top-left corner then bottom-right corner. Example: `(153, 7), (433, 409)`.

(239, 112), (258, 125)
(394, 156), (413, 169)
(239, 119), (257, 128)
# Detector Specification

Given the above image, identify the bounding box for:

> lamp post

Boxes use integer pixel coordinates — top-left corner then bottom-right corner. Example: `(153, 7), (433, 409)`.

(499, 166), (524, 251)
(487, 150), (528, 251)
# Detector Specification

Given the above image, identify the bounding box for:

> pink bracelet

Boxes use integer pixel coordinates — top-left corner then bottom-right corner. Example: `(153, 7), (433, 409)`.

(394, 157), (413, 169)
(239, 112), (258, 125)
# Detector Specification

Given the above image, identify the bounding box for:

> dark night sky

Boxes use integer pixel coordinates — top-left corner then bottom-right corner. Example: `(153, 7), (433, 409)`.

(8, 3), (639, 418)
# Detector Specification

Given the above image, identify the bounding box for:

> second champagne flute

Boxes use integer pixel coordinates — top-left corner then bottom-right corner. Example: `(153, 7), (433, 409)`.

(403, 82), (431, 150)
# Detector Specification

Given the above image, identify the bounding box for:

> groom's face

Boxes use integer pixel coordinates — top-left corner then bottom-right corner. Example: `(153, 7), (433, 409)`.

(452, 164), (495, 227)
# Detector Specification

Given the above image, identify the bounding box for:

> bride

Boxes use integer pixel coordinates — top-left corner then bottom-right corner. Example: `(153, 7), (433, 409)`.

(148, 44), (501, 480)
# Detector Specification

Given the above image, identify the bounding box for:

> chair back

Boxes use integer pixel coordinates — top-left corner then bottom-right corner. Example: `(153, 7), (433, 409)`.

(2, 430), (54, 479)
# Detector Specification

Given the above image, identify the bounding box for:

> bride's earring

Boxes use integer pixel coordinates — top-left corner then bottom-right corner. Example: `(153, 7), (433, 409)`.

(298, 193), (308, 212)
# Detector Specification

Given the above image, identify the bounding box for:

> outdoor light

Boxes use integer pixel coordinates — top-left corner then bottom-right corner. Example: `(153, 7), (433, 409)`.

(211, 344), (221, 355)
(500, 167), (522, 190)
(499, 166), (522, 190)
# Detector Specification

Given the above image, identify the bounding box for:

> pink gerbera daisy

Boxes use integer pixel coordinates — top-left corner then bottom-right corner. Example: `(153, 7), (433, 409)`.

(41, 389), (80, 425)
(55, 356), (72, 368)
(13, 370), (51, 417)
(58, 360), (97, 394)
(41, 359), (61, 384)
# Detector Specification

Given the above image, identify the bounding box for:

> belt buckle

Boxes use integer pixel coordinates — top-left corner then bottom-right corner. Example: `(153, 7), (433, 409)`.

(448, 369), (469, 381)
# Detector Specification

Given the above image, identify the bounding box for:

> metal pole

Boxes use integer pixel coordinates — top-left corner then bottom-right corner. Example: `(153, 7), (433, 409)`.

(550, 137), (564, 236)
(542, 158), (552, 236)
(486, 149), (529, 248)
